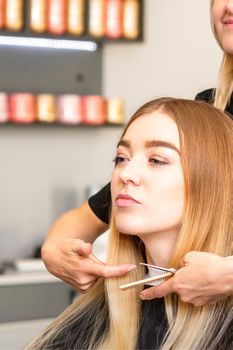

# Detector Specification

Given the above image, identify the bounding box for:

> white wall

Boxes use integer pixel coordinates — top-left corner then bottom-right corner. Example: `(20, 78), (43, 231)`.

(0, 0), (223, 263)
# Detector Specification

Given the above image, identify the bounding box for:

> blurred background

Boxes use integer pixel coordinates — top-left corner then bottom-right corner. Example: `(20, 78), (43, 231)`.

(0, 0), (221, 348)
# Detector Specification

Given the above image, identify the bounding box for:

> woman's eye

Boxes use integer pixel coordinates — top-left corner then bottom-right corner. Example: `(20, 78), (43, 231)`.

(149, 158), (167, 167)
(113, 156), (128, 166)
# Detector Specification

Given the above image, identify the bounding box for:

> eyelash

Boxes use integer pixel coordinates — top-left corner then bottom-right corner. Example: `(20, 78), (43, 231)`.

(113, 156), (128, 166)
(113, 156), (167, 167)
(149, 158), (167, 167)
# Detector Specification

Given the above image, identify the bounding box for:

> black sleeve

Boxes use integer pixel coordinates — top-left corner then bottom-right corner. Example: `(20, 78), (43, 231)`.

(195, 88), (215, 103)
(88, 183), (111, 224)
(195, 88), (233, 118)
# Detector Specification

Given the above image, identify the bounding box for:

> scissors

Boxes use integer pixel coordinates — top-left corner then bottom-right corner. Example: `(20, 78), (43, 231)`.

(120, 262), (176, 290)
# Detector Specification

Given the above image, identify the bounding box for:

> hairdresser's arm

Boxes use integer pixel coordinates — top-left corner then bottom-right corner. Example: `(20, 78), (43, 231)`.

(42, 201), (135, 292)
(140, 252), (233, 306)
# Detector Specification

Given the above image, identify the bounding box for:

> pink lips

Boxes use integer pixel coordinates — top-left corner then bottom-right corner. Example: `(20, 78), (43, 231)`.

(116, 194), (140, 207)
(224, 18), (233, 27)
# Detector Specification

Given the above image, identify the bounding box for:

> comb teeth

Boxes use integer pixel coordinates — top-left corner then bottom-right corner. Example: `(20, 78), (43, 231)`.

(145, 277), (166, 286)
(119, 272), (173, 291)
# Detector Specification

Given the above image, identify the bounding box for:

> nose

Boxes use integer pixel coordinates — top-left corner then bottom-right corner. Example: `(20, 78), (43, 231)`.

(119, 160), (141, 186)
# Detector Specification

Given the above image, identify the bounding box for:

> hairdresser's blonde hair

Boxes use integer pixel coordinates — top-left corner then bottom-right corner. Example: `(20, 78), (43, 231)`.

(210, 0), (233, 110)
(27, 98), (233, 350)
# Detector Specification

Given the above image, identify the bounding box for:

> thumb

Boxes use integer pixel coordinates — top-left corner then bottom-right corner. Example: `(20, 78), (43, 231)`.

(180, 251), (198, 267)
(74, 241), (93, 257)
(74, 241), (104, 264)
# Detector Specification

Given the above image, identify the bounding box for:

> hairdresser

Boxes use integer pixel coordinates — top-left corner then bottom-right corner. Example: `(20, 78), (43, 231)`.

(42, 0), (233, 306)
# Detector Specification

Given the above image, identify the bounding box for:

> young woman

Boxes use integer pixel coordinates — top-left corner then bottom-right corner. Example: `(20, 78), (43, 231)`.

(42, 0), (233, 304)
(28, 98), (233, 350)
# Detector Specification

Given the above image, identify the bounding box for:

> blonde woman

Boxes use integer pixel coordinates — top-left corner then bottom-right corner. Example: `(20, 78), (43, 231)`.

(28, 98), (233, 350)
(42, 0), (233, 305)
(197, 0), (233, 113)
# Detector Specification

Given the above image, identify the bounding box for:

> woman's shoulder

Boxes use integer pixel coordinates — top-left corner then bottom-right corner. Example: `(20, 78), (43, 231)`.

(195, 88), (233, 117)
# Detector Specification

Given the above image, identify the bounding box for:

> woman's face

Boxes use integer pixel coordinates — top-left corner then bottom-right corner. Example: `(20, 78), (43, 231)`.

(212, 0), (233, 54)
(111, 111), (184, 239)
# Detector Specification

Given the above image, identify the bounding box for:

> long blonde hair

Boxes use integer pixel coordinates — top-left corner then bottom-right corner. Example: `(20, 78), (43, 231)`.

(210, 0), (233, 110)
(27, 98), (233, 350)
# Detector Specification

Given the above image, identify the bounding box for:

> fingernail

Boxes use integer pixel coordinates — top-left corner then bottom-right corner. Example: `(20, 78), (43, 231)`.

(140, 293), (146, 300)
(127, 265), (137, 272)
(82, 242), (90, 249)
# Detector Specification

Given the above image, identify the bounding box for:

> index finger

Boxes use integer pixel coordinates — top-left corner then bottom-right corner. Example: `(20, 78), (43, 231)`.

(140, 277), (174, 300)
(90, 261), (137, 278)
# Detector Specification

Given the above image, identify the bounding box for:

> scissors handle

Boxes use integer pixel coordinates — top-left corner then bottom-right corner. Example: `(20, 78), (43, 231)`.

(140, 262), (176, 274)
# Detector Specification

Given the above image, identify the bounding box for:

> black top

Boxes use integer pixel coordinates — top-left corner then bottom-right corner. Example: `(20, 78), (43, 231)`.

(47, 294), (168, 349)
(88, 89), (233, 224)
(88, 183), (111, 224)
(137, 297), (167, 349)
(195, 88), (233, 117)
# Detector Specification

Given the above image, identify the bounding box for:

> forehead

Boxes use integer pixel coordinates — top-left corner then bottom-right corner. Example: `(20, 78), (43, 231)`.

(123, 111), (180, 149)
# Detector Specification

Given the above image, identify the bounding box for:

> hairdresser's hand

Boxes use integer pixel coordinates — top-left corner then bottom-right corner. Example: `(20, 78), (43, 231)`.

(42, 238), (136, 292)
(140, 252), (233, 306)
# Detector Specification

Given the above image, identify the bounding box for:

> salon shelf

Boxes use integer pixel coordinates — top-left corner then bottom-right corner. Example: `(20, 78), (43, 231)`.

(0, 122), (124, 128)
(0, 29), (144, 45)
(0, 0), (144, 45)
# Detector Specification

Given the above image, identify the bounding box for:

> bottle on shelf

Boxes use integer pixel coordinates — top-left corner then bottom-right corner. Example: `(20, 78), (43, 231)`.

(9, 93), (36, 123)
(29, 0), (47, 33)
(57, 95), (83, 124)
(67, 0), (85, 36)
(123, 0), (140, 40)
(107, 97), (124, 124)
(0, 92), (9, 123)
(37, 94), (56, 123)
(0, 0), (5, 29)
(82, 95), (107, 125)
(106, 0), (123, 39)
(47, 0), (66, 35)
(88, 0), (106, 38)
(5, 0), (24, 31)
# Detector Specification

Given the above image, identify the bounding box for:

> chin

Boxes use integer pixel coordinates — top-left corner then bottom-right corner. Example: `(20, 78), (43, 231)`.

(115, 218), (145, 235)
(222, 39), (233, 54)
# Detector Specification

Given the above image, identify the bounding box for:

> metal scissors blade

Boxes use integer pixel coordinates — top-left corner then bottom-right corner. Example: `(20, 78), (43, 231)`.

(140, 262), (176, 274)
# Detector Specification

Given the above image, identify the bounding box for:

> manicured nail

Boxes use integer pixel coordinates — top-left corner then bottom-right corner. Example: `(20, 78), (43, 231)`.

(81, 242), (88, 249)
(127, 265), (137, 272)
(140, 293), (146, 300)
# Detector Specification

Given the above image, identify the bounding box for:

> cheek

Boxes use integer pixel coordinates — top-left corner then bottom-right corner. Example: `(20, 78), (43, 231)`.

(150, 174), (184, 220)
(211, 5), (223, 35)
(111, 170), (120, 199)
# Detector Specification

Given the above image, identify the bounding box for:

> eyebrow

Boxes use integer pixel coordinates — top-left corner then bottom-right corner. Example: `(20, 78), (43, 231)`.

(117, 139), (180, 154)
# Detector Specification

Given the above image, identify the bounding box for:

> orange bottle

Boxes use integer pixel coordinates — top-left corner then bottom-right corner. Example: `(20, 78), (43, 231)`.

(107, 97), (124, 124)
(82, 96), (107, 125)
(30, 0), (47, 33)
(123, 0), (140, 39)
(37, 94), (56, 123)
(47, 0), (66, 35)
(9, 93), (36, 123)
(0, 0), (5, 29)
(88, 0), (106, 38)
(5, 0), (24, 31)
(67, 0), (85, 36)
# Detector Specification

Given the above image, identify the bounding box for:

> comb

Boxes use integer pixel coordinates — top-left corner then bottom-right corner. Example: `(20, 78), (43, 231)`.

(119, 271), (173, 290)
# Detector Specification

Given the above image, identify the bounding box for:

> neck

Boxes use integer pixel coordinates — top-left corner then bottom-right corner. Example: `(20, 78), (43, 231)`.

(139, 229), (178, 267)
